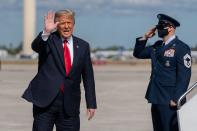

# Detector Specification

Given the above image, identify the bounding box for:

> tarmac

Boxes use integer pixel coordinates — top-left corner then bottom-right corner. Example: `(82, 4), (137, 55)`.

(0, 63), (197, 131)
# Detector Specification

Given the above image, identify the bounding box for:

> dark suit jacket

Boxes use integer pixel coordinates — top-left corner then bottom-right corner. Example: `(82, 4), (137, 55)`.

(133, 37), (191, 105)
(22, 31), (97, 116)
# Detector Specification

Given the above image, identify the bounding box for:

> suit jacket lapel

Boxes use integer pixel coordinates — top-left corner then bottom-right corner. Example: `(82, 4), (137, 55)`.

(164, 39), (175, 50)
(52, 33), (65, 71)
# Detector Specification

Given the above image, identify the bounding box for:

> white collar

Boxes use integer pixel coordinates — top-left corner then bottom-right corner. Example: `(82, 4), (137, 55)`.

(62, 36), (73, 45)
(165, 35), (176, 45)
(67, 36), (73, 45)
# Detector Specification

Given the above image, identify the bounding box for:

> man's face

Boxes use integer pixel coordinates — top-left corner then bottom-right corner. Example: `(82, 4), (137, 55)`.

(156, 20), (174, 38)
(57, 15), (74, 39)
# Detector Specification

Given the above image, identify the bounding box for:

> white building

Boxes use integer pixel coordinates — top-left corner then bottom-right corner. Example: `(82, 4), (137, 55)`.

(0, 49), (8, 58)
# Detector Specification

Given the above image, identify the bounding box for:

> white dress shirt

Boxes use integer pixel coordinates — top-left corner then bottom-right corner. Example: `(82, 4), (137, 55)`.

(41, 31), (74, 65)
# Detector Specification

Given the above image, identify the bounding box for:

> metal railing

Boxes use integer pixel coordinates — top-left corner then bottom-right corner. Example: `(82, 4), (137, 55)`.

(177, 82), (197, 109)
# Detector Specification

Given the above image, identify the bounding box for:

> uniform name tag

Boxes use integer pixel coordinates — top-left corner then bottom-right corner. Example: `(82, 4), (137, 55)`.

(164, 49), (175, 57)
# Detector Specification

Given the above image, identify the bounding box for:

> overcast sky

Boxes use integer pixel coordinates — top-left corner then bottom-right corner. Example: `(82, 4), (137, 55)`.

(1, 0), (197, 48)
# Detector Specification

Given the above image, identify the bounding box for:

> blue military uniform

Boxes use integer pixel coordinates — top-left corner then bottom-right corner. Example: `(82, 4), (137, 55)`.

(133, 14), (191, 131)
(134, 37), (191, 104)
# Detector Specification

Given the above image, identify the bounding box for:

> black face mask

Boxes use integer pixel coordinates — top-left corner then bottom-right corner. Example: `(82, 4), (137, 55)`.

(157, 29), (169, 38)
(156, 22), (169, 38)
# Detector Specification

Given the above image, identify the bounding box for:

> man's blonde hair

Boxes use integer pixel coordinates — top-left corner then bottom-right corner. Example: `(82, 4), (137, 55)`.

(54, 9), (75, 23)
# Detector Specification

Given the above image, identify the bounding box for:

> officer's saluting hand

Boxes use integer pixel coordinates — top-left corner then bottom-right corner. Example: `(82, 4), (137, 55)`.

(141, 27), (156, 40)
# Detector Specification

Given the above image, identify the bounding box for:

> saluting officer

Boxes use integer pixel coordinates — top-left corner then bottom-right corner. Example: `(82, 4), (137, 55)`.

(133, 14), (191, 131)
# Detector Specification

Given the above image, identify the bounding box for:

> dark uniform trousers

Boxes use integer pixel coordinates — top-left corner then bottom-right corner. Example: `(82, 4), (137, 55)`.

(32, 91), (80, 131)
(151, 104), (178, 131)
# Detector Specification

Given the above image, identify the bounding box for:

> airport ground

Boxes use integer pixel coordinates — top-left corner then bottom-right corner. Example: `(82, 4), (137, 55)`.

(0, 63), (197, 131)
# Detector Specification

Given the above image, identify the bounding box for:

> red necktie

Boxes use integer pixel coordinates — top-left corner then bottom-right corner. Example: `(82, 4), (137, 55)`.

(63, 40), (71, 76)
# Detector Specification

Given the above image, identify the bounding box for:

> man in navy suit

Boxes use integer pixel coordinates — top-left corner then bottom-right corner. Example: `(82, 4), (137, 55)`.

(22, 10), (97, 131)
(133, 14), (191, 131)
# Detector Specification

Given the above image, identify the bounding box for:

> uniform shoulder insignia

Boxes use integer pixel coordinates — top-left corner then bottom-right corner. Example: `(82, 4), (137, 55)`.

(183, 54), (191, 68)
